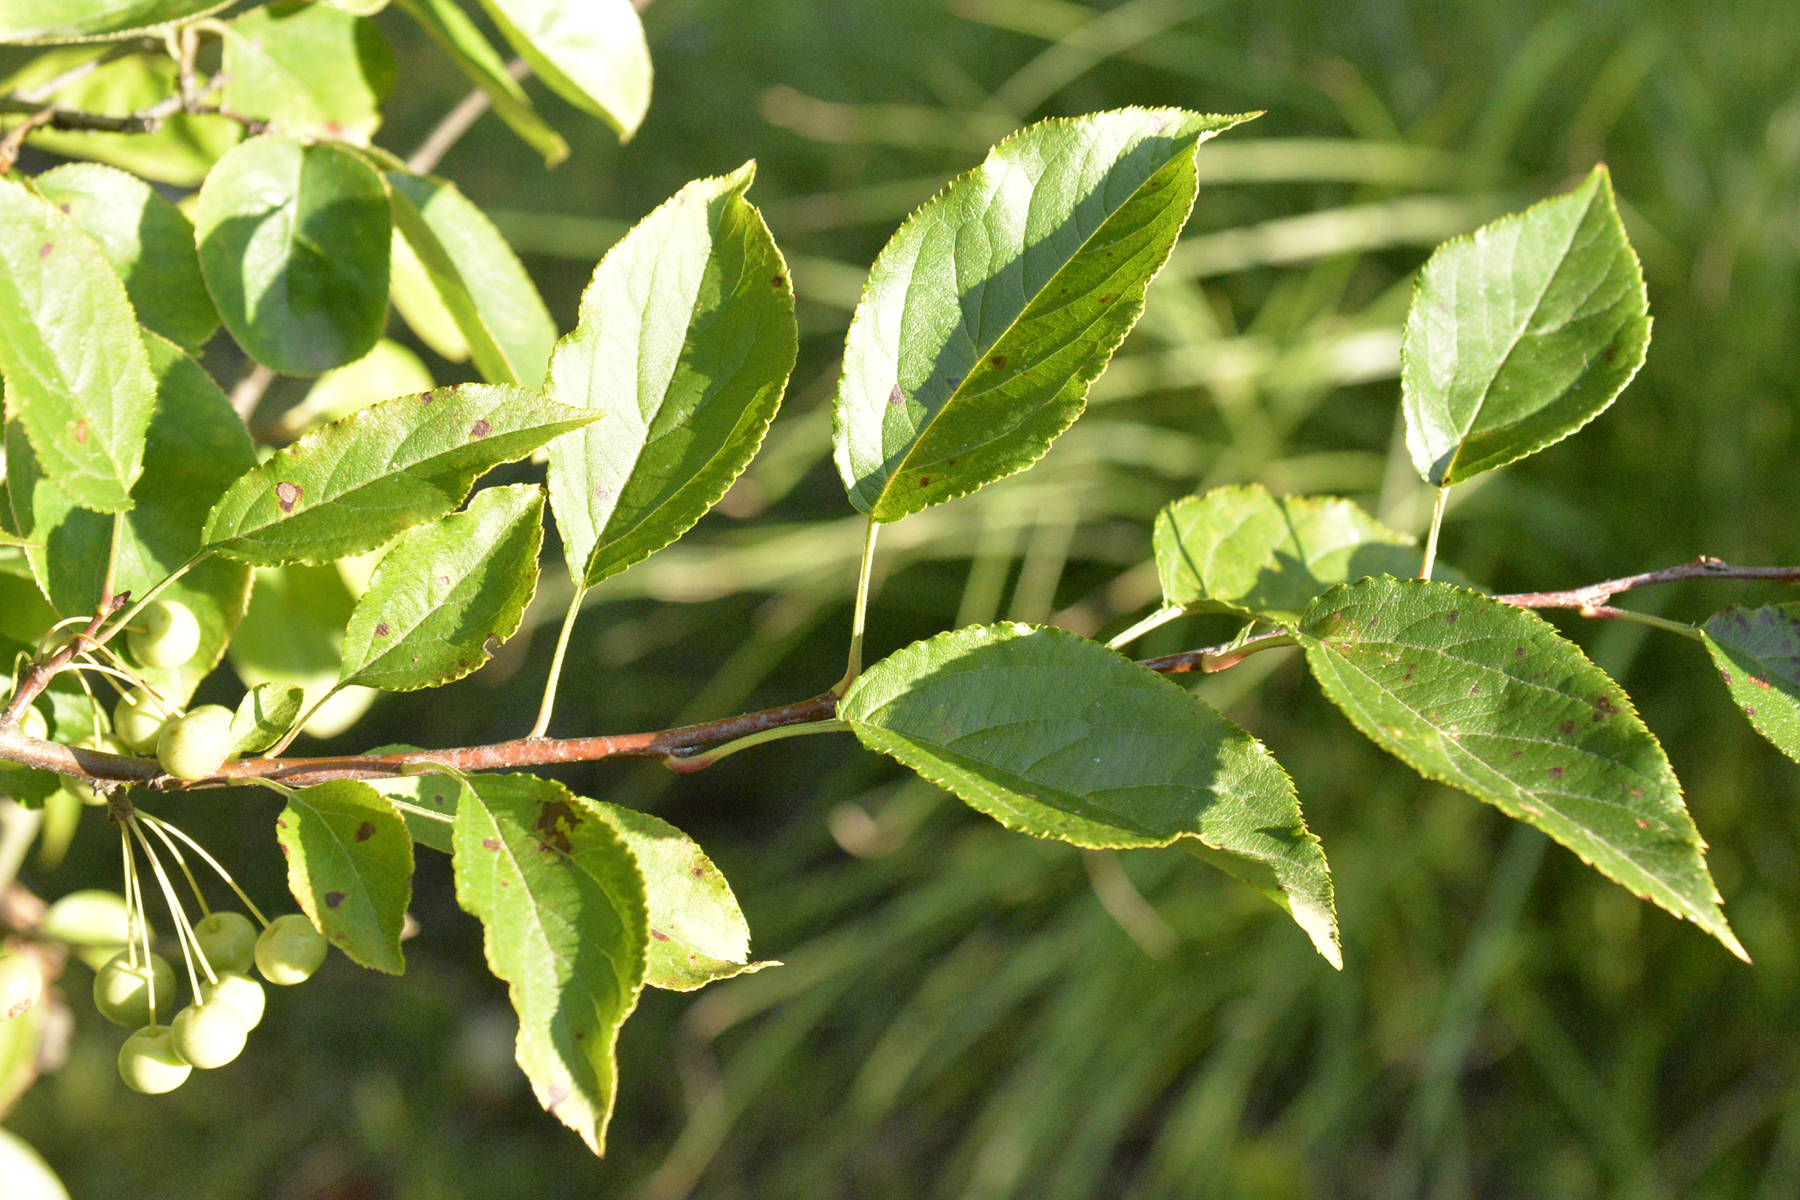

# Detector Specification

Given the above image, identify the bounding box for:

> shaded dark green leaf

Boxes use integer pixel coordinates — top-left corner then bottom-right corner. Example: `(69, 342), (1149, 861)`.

(1703, 604), (1800, 764)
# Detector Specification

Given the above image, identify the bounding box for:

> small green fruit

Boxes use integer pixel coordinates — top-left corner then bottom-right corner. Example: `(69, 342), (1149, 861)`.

(42, 890), (130, 969)
(156, 705), (234, 781)
(118, 1026), (191, 1094)
(255, 913), (327, 985)
(93, 951), (176, 1026)
(128, 599), (201, 670)
(112, 691), (168, 754)
(0, 953), (41, 1020)
(193, 911), (258, 975)
(200, 971), (266, 1030)
(170, 999), (248, 1069)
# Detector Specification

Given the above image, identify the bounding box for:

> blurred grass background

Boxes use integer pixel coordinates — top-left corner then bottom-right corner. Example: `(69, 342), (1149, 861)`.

(8, 0), (1800, 1196)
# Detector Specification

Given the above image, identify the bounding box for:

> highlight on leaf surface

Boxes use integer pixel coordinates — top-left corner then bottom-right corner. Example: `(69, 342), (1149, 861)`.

(1297, 575), (1743, 960)
(1401, 164), (1649, 487)
(833, 107), (1254, 523)
(840, 622), (1340, 967)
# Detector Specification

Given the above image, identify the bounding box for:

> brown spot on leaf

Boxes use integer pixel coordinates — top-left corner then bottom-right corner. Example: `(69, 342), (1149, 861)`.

(354, 821), (376, 842)
(692, 866), (705, 878)
(374, 622), (391, 639)
(1636, 817), (1648, 828)
(1548, 766), (1565, 779)
(1560, 721), (1575, 736)
(325, 891), (344, 909)
(1446, 610), (1459, 624)
(989, 355), (1007, 369)
(1515, 646), (1527, 658)
(945, 376), (963, 388)
(1099, 293), (1115, 303)
(480, 837), (502, 851)
(276, 481), (302, 513)
(469, 418), (491, 439)
(650, 928), (671, 942)
(1720, 669), (1732, 684)
(918, 476), (931, 486)
(1746, 705), (1757, 718)
(1594, 696), (1618, 715)
(533, 799), (583, 854)
(419, 391), (434, 404)
(438, 574), (450, 587)
(431, 793), (446, 808)
(38, 243), (52, 259)
(73, 419), (88, 444)
(771, 273), (785, 288)
(887, 384), (904, 407)
(1752, 676), (1772, 690)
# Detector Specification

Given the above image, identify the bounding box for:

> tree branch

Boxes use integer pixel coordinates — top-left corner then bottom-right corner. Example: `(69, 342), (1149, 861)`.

(3, 558), (1794, 794)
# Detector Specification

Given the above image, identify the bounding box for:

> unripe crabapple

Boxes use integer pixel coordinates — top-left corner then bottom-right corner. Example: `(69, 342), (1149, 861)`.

(112, 690), (168, 754)
(255, 913), (328, 985)
(118, 1025), (191, 1094)
(156, 705), (234, 781)
(170, 999), (248, 1069)
(128, 598), (201, 669)
(93, 951), (176, 1026)
(193, 911), (258, 976)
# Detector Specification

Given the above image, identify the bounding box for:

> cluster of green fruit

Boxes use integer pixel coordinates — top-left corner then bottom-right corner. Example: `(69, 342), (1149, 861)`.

(102, 911), (327, 1093)
(111, 598), (238, 780)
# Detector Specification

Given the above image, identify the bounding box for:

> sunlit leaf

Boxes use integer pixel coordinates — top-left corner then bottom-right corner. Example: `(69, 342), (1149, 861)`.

(202, 383), (595, 565)
(842, 622), (1340, 967)
(547, 162), (795, 587)
(1703, 604), (1800, 764)
(453, 773), (648, 1154)
(275, 779), (412, 974)
(339, 483), (543, 690)
(1298, 575), (1742, 959)
(220, 0), (396, 142)
(396, 0), (568, 164)
(194, 135), (391, 374)
(230, 681), (304, 755)
(35, 162), (217, 350)
(276, 339), (435, 439)
(472, 0), (650, 140)
(0, 176), (154, 512)
(364, 758), (465, 854)
(387, 169), (555, 388)
(1154, 483), (1417, 624)
(0, 0), (232, 43)
(1402, 165), (1649, 487)
(588, 802), (773, 991)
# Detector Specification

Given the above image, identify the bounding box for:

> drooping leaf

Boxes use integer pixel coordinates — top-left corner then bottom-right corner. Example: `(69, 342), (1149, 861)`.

(0, 48), (239, 185)
(453, 773), (648, 1155)
(35, 162), (218, 350)
(275, 338), (435, 439)
(588, 801), (773, 991)
(547, 162), (796, 587)
(275, 779), (412, 974)
(387, 170), (555, 387)
(364, 757), (466, 853)
(230, 681), (304, 755)
(1703, 604), (1800, 764)
(339, 483), (543, 690)
(1402, 165), (1649, 487)
(1297, 575), (1742, 958)
(0, 176), (154, 513)
(202, 383), (596, 565)
(220, 0), (396, 142)
(229, 563), (376, 739)
(7, 333), (253, 706)
(841, 622), (1340, 967)
(396, 0), (568, 164)
(0, 0), (232, 42)
(1154, 483), (1418, 624)
(472, 0), (650, 140)
(194, 135), (391, 374)
(834, 108), (1250, 523)
(388, 228), (470, 361)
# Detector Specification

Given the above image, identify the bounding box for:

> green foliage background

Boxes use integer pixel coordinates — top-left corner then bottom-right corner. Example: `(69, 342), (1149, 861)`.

(8, 0), (1799, 1195)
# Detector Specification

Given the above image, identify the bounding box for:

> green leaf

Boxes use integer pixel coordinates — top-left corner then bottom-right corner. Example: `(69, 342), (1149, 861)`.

(228, 563), (376, 739)
(587, 802), (772, 991)
(339, 483), (543, 690)
(472, 0), (650, 140)
(230, 681), (304, 755)
(220, 0), (396, 142)
(396, 0), (568, 164)
(7, 333), (253, 706)
(202, 383), (596, 565)
(364, 759), (465, 854)
(1402, 165), (1649, 487)
(0, 1128), (66, 1200)
(275, 779), (412, 974)
(1297, 575), (1742, 959)
(547, 162), (796, 587)
(1154, 483), (1418, 625)
(1703, 604), (1800, 764)
(841, 622), (1340, 967)
(386, 169), (555, 388)
(453, 773), (648, 1155)
(833, 108), (1250, 523)
(0, 0), (232, 42)
(194, 135), (391, 375)
(0, 175), (155, 513)
(276, 338), (435, 440)
(35, 163), (218, 350)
